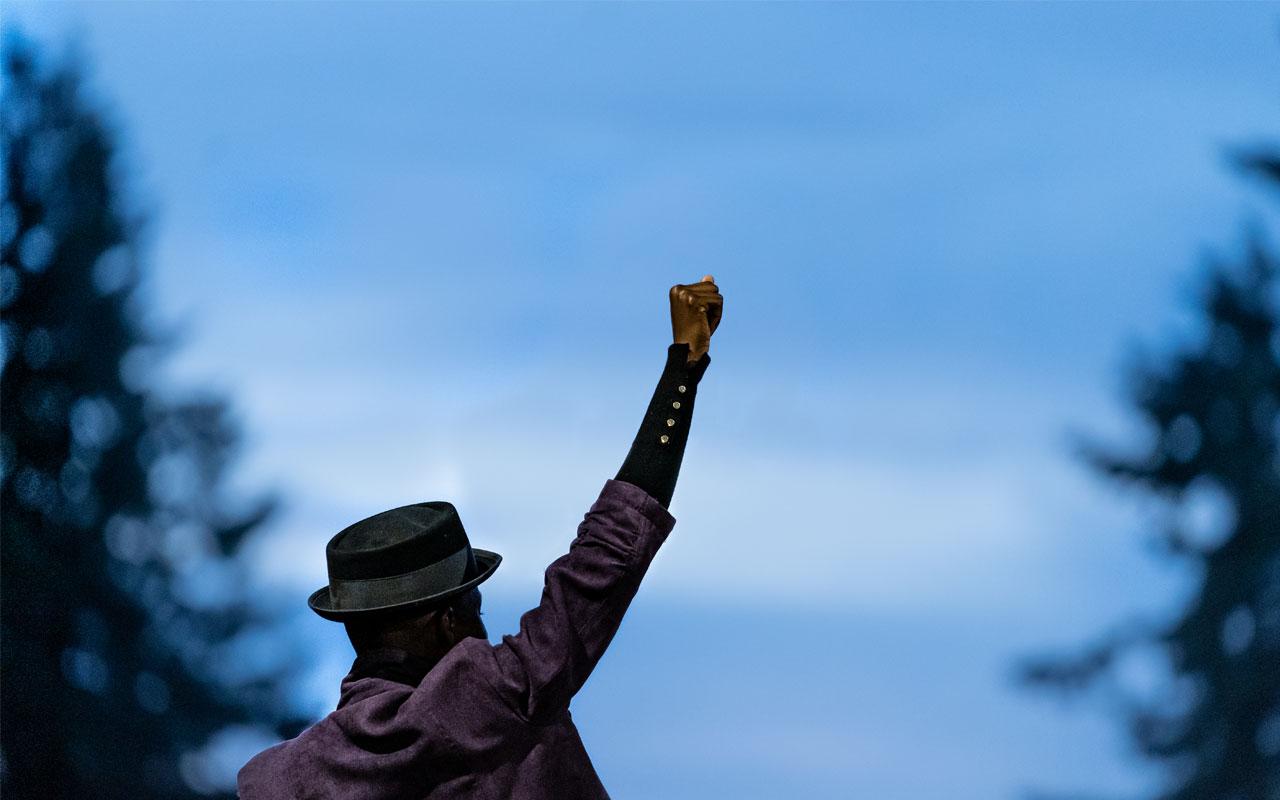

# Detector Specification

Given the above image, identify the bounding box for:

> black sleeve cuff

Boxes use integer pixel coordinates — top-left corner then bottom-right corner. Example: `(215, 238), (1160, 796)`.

(614, 343), (711, 508)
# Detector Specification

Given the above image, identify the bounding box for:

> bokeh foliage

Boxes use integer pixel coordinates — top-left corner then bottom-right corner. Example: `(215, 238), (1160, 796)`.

(1021, 153), (1280, 798)
(1, 31), (302, 798)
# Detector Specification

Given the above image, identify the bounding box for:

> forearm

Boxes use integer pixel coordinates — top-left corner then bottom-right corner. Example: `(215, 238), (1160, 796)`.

(614, 343), (711, 508)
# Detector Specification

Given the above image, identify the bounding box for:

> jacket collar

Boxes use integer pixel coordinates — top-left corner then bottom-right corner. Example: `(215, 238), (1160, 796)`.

(337, 646), (438, 708)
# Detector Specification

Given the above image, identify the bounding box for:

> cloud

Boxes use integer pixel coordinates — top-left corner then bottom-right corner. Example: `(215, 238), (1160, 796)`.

(233, 352), (1172, 624)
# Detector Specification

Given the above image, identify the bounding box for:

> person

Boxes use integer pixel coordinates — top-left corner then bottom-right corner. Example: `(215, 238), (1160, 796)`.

(237, 275), (724, 799)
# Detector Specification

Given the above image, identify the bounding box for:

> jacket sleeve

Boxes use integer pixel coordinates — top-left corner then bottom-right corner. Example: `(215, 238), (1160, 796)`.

(425, 346), (711, 731)
(478, 478), (676, 724)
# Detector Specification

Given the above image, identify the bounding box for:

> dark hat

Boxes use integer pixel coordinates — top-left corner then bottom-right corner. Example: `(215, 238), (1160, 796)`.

(308, 500), (501, 621)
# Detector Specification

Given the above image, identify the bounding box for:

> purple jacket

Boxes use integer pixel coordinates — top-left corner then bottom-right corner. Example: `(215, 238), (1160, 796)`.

(237, 478), (676, 800)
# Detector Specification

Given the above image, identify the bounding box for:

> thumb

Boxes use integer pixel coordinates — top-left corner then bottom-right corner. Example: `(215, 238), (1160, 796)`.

(701, 274), (714, 283)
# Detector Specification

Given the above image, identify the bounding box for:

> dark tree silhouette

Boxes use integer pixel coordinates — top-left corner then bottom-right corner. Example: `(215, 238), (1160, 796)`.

(1, 31), (302, 799)
(1020, 152), (1280, 798)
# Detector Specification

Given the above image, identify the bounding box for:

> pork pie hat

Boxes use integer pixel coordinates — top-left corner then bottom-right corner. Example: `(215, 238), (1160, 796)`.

(308, 501), (501, 621)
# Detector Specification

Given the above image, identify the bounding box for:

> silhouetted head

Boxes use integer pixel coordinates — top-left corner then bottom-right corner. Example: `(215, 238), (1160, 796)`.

(343, 587), (487, 663)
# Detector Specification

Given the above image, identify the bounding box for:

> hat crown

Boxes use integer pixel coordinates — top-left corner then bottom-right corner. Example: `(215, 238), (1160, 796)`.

(309, 500), (502, 621)
(326, 501), (472, 582)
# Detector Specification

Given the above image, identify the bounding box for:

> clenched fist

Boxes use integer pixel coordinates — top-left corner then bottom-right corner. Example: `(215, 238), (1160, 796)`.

(670, 274), (723, 364)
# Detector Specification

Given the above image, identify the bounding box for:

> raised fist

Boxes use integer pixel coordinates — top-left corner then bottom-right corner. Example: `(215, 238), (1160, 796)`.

(670, 274), (723, 364)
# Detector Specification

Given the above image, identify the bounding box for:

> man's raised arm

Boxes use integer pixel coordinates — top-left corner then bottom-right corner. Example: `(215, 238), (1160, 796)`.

(461, 276), (723, 724)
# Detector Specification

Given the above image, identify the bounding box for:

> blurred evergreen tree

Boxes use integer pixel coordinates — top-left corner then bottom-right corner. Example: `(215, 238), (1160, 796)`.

(1, 31), (303, 799)
(1020, 153), (1280, 797)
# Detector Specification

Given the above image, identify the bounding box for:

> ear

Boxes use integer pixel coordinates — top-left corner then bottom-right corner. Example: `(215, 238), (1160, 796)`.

(439, 606), (459, 642)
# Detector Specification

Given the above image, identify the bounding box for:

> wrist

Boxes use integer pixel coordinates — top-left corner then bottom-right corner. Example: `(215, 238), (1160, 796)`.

(667, 342), (711, 382)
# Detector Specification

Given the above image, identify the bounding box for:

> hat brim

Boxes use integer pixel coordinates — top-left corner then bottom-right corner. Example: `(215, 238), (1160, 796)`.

(307, 549), (502, 622)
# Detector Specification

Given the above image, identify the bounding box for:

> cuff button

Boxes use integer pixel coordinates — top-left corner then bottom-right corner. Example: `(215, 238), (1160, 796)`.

(666, 418), (676, 427)
(672, 401), (681, 409)
(659, 434), (670, 444)
(677, 385), (687, 393)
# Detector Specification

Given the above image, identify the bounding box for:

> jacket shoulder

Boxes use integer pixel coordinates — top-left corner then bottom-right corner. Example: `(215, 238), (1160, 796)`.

(237, 737), (295, 799)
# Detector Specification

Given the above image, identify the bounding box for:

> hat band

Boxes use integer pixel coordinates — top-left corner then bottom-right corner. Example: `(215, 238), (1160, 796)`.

(329, 547), (470, 610)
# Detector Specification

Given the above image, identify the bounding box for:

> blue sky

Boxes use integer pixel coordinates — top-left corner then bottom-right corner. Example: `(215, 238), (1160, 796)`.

(8, 2), (1280, 797)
